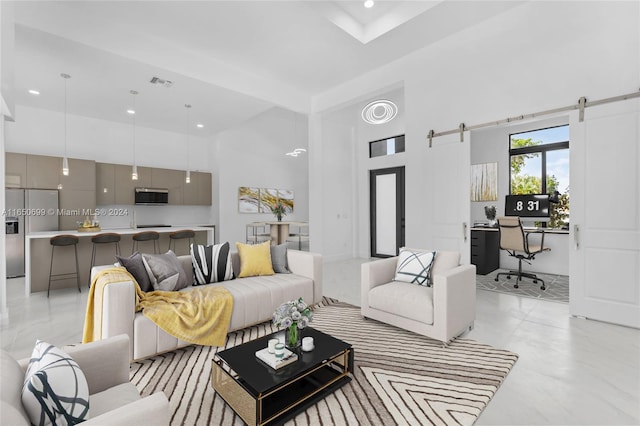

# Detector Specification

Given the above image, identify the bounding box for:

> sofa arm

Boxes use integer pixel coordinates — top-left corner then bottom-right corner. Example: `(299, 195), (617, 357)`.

(361, 257), (397, 309)
(83, 392), (169, 426)
(62, 335), (131, 395)
(432, 264), (477, 339)
(287, 250), (323, 305)
(89, 266), (137, 360)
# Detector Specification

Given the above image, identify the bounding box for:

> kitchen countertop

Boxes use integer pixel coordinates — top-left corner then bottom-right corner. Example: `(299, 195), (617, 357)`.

(26, 225), (214, 239)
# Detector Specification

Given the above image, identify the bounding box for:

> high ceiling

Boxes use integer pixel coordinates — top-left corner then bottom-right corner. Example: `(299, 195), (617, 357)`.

(9, 1), (520, 136)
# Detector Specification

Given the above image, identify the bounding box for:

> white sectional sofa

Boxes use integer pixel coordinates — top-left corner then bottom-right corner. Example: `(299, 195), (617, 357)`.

(90, 250), (322, 361)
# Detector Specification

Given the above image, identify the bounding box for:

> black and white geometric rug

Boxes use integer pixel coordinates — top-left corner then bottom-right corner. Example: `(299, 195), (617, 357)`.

(130, 298), (518, 426)
(476, 269), (569, 303)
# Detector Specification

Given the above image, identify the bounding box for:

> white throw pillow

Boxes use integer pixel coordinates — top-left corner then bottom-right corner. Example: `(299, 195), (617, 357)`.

(22, 341), (90, 426)
(394, 249), (437, 287)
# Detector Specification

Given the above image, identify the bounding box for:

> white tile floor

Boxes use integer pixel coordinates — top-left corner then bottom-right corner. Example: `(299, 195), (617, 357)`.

(2, 258), (640, 425)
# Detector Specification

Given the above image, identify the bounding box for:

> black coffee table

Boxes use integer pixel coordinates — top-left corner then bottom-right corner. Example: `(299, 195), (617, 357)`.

(211, 327), (353, 426)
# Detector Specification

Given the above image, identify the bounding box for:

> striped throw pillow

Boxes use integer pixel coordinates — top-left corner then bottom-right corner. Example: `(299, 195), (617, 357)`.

(190, 242), (235, 285)
(394, 249), (437, 287)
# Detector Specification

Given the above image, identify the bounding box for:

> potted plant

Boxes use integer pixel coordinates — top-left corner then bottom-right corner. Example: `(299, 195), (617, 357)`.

(271, 202), (286, 222)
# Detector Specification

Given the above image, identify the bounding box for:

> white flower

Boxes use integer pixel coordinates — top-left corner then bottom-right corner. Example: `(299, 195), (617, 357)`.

(291, 311), (302, 321)
(282, 317), (293, 328)
(297, 302), (307, 311)
(298, 316), (309, 329)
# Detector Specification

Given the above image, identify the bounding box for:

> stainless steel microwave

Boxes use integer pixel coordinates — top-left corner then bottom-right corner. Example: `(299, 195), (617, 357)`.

(135, 188), (169, 205)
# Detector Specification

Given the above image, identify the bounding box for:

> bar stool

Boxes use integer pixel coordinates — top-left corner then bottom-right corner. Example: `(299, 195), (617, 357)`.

(131, 231), (160, 254)
(48, 235), (81, 297)
(168, 229), (195, 255)
(90, 233), (121, 286)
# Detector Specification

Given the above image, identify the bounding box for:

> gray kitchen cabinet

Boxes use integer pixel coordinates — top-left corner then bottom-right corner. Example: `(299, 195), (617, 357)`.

(58, 158), (95, 191)
(115, 164), (151, 205)
(183, 171), (212, 205)
(151, 167), (183, 205)
(5, 152), (27, 188)
(26, 154), (60, 189)
(96, 163), (115, 205)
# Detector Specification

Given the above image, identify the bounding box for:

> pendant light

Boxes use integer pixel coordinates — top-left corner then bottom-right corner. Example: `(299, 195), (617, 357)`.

(130, 90), (139, 180)
(60, 73), (71, 176)
(184, 104), (191, 184)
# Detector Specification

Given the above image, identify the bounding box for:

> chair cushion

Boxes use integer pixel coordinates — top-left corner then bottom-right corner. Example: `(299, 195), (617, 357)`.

(235, 241), (275, 278)
(190, 242), (235, 285)
(22, 341), (90, 426)
(89, 382), (140, 418)
(0, 351), (30, 425)
(368, 281), (434, 325)
(394, 249), (436, 286)
(142, 250), (189, 291)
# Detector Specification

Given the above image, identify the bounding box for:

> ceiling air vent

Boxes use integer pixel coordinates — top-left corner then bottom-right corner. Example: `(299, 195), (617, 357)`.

(149, 76), (173, 88)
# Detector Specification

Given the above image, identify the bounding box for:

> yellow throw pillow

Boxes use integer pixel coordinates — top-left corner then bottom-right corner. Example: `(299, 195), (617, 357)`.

(236, 241), (275, 278)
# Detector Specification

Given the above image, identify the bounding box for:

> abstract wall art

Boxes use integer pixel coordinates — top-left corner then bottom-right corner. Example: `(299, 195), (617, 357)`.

(470, 162), (498, 201)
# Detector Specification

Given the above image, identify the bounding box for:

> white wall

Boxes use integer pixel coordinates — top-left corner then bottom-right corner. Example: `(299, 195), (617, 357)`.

(310, 1), (640, 260)
(216, 107), (309, 247)
(5, 105), (216, 228)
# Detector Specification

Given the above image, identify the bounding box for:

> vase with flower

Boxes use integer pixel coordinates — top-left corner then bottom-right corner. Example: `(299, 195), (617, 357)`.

(271, 202), (287, 222)
(272, 297), (313, 349)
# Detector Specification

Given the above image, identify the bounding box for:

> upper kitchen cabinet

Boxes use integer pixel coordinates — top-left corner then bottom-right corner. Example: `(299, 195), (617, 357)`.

(151, 168), (183, 205)
(5, 152), (27, 188)
(58, 158), (96, 191)
(96, 163), (115, 205)
(26, 154), (60, 189)
(183, 171), (212, 205)
(114, 164), (151, 205)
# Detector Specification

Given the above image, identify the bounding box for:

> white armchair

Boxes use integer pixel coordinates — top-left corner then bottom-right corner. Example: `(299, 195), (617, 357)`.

(361, 250), (476, 343)
(1, 335), (169, 426)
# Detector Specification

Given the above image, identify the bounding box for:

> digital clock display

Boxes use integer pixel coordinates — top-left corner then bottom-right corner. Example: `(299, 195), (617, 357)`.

(505, 194), (550, 217)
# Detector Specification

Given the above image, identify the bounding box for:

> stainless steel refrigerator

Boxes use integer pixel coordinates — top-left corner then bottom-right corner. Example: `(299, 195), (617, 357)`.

(5, 189), (59, 278)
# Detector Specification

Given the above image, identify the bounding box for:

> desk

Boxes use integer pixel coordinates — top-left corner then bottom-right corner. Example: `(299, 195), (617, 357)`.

(470, 228), (500, 274)
(471, 226), (570, 276)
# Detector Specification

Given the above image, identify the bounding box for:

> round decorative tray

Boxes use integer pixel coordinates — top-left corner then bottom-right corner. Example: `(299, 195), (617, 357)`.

(77, 226), (101, 232)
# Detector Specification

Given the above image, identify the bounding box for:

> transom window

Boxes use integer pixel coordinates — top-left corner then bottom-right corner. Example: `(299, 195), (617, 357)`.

(369, 135), (405, 158)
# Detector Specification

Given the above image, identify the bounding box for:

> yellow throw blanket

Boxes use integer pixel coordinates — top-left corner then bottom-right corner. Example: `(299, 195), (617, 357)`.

(83, 267), (233, 347)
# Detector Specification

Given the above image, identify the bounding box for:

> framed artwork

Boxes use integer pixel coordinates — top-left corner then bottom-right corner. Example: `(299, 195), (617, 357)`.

(238, 187), (260, 213)
(470, 162), (498, 201)
(258, 188), (279, 213)
(278, 189), (294, 213)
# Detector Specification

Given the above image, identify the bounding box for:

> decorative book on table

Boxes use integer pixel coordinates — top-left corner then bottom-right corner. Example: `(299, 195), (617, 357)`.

(255, 347), (298, 370)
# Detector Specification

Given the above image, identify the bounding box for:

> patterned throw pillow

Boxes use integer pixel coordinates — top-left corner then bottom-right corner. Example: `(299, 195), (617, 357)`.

(394, 249), (437, 287)
(190, 242), (235, 285)
(142, 250), (189, 291)
(22, 341), (89, 426)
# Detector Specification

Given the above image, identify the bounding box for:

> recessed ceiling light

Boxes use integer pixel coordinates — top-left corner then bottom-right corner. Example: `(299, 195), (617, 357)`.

(196, 123), (204, 128)
(364, 0), (374, 8)
(28, 89), (40, 95)
(127, 109), (136, 115)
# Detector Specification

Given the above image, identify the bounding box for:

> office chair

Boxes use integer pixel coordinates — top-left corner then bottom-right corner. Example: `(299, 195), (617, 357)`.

(495, 216), (550, 290)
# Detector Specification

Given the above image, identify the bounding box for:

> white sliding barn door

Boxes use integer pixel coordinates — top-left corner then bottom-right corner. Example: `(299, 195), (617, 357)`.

(570, 100), (640, 328)
(426, 133), (471, 262)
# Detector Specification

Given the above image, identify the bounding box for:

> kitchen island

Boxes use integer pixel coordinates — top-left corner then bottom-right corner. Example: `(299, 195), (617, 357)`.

(25, 226), (214, 295)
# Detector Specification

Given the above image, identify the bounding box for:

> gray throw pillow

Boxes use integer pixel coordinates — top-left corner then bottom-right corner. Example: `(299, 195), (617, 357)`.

(270, 243), (291, 274)
(116, 252), (153, 292)
(142, 250), (189, 291)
